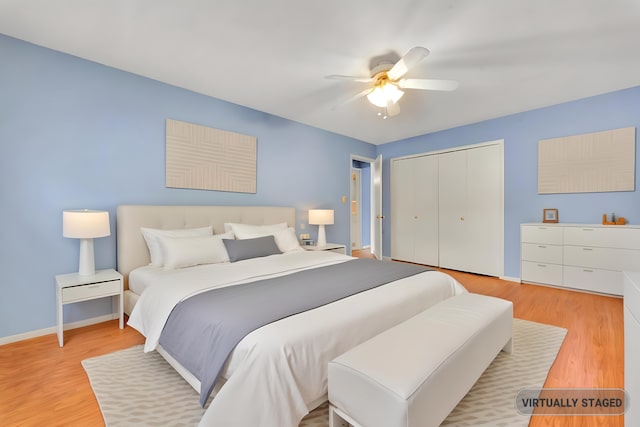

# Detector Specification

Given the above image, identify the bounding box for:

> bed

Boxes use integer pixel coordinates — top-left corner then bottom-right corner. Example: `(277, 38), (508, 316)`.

(117, 205), (467, 427)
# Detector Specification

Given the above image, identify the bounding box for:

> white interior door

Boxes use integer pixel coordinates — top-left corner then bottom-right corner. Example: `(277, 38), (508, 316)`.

(438, 143), (503, 276)
(466, 144), (503, 276)
(414, 155), (439, 265)
(438, 150), (468, 271)
(391, 158), (416, 262)
(372, 154), (383, 259)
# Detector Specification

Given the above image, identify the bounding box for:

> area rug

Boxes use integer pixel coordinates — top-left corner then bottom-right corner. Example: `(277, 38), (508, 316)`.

(82, 318), (566, 426)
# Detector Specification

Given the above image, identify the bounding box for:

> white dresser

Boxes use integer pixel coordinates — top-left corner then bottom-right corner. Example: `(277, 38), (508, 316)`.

(625, 272), (640, 427)
(521, 223), (640, 296)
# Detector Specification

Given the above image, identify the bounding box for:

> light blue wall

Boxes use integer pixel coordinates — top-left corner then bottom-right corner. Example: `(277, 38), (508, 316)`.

(3, 32), (638, 341)
(376, 86), (640, 278)
(0, 35), (375, 339)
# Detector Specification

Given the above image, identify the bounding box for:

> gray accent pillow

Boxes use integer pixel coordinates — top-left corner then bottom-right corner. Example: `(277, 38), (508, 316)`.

(223, 235), (282, 262)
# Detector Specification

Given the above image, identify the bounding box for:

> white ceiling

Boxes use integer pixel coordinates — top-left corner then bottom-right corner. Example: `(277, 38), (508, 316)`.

(2, 0), (640, 145)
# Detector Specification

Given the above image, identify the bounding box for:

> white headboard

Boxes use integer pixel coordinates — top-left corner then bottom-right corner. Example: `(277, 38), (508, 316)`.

(116, 205), (296, 289)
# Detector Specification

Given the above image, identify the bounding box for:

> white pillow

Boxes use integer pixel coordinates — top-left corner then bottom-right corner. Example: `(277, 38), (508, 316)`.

(273, 227), (303, 253)
(140, 226), (213, 267)
(158, 231), (234, 269)
(224, 222), (288, 240)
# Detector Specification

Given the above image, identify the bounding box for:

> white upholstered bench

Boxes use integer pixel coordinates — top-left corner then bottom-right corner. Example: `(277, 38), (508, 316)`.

(328, 292), (513, 427)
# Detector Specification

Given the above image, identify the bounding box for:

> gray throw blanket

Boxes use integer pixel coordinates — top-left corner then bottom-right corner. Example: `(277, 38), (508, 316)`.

(158, 258), (433, 406)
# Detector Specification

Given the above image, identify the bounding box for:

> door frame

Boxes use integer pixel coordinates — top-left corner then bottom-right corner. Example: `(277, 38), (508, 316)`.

(349, 154), (381, 258)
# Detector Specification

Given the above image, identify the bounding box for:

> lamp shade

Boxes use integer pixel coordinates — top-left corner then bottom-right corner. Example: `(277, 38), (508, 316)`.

(308, 209), (334, 225)
(63, 210), (110, 238)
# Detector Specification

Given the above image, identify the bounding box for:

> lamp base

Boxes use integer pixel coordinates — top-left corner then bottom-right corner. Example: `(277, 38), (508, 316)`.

(78, 238), (96, 276)
(317, 225), (327, 247)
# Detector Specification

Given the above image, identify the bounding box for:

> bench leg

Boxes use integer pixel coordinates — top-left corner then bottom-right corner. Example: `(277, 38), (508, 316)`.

(329, 405), (360, 427)
(503, 337), (513, 354)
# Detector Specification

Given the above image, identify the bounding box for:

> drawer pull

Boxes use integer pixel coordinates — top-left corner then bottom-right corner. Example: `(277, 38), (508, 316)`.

(583, 269), (594, 273)
(538, 227), (547, 230)
(582, 228), (594, 231)
(538, 245), (547, 248)
(583, 248), (593, 251)
(87, 285), (100, 289)
(537, 264), (547, 267)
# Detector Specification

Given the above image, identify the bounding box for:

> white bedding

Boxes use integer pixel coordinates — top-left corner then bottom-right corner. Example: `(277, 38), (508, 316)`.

(127, 250), (467, 427)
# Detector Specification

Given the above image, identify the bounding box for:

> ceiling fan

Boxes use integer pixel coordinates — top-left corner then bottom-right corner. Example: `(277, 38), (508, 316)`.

(327, 47), (458, 118)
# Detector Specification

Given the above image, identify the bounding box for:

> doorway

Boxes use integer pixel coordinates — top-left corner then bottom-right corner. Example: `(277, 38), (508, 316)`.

(350, 154), (382, 259)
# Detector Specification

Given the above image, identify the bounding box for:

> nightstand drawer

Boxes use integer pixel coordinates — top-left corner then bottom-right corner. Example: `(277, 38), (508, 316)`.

(62, 280), (121, 303)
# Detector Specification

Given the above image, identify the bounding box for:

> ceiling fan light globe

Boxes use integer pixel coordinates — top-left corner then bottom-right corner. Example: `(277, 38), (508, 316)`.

(367, 83), (404, 108)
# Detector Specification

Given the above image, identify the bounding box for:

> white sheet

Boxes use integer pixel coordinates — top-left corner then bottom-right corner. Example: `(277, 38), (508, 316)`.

(127, 251), (467, 427)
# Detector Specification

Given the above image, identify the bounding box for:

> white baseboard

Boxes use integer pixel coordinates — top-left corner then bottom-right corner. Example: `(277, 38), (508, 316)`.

(0, 313), (118, 346)
(500, 276), (521, 283)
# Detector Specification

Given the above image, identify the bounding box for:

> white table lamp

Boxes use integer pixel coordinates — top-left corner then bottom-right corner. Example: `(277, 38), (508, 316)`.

(309, 209), (334, 247)
(63, 209), (111, 276)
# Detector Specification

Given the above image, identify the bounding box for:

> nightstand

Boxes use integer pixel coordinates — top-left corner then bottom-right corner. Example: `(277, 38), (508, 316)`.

(304, 243), (347, 255)
(55, 268), (123, 347)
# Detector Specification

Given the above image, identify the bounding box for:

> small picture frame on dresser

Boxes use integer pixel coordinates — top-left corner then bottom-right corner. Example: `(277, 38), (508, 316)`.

(543, 208), (558, 223)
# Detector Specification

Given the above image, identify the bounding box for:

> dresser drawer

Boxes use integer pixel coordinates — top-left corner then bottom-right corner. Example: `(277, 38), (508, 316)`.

(62, 279), (121, 303)
(563, 266), (622, 295)
(564, 246), (640, 271)
(521, 243), (562, 264)
(564, 226), (640, 249)
(521, 261), (562, 285)
(521, 225), (563, 245)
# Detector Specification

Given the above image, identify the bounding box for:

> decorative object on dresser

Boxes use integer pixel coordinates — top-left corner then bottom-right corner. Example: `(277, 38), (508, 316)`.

(602, 213), (627, 225)
(308, 209), (334, 247)
(542, 208), (558, 223)
(521, 223), (640, 296)
(63, 209), (111, 276)
(624, 272), (640, 427)
(56, 268), (123, 347)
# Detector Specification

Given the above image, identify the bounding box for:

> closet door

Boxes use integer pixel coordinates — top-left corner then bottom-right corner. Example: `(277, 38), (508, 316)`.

(390, 155), (438, 265)
(413, 155), (438, 265)
(439, 144), (503, 276)
(438, 150), (468, 271)
(466, 144), (503, 276)
(391, 158), (416, 262)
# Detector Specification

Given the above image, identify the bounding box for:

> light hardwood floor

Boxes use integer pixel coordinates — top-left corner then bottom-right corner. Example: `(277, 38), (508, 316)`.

(0, 253), (624, 426)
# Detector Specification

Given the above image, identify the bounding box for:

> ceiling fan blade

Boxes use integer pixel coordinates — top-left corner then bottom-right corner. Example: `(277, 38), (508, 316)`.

(398, 78), (459, 91)
(331, 87), (373, 109)
(387, 47), (430, 81)
(325, 74), (374, 83)
(386, 99), (400, 117)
